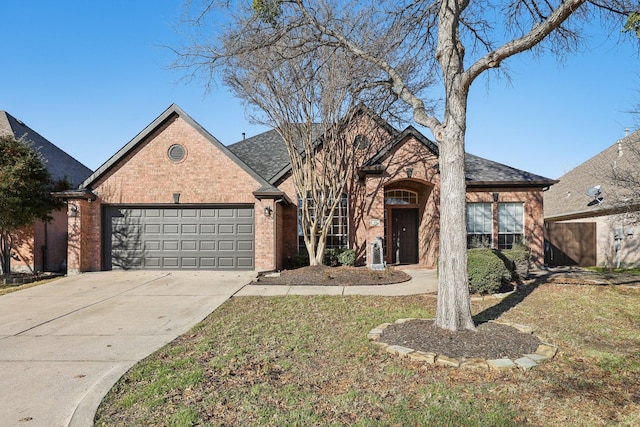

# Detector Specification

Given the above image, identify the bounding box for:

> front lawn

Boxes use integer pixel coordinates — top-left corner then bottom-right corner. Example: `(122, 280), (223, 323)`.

(95, 283), (640, 426)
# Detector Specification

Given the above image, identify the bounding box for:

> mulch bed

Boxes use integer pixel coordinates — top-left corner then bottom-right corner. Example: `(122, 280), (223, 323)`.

(380, 319), (541, 360)
(254, 265), (411, 286)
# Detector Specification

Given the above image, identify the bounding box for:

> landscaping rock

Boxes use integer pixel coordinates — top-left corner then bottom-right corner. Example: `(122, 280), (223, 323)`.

(487, 358), (516, 370)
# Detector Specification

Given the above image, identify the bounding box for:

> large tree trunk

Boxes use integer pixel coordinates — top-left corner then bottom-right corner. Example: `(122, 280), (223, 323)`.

(434, 0), (475, 329)
(434, 104), (475, 331)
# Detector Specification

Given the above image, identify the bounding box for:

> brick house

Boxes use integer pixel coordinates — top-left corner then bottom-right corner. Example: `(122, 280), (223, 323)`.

(62, 104), (555, 273)
(0, 111), (92, 273)
(544, 129), (640, 267)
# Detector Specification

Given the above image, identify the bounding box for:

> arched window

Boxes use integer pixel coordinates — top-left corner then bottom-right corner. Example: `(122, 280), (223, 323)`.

(384, 190), (418, 205)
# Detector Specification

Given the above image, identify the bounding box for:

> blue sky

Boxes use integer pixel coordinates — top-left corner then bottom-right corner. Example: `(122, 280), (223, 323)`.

(1, 1), (638, 180)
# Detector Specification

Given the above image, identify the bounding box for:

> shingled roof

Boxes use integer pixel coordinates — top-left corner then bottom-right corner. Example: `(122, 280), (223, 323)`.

(231, 123), (555, 187)
(227, 125), (325, 183)
(360, 125), (553, 186)
(0, 111), (92, 187)
(544, 129), (640, 221)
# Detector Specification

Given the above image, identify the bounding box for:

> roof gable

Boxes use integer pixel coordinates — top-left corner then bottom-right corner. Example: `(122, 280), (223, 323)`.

(363, 125), (555, 187)
(0, 111), (92, 187)
(81, 104), (278, 193)
(229, 105), (400, 185)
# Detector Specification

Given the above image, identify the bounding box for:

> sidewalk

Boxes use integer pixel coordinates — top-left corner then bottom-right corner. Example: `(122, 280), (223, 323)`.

(235, 268), (438, 297)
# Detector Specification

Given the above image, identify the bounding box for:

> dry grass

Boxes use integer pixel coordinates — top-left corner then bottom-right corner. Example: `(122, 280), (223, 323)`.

(0, 276), (61, 296)
(95, 282), (640, 426)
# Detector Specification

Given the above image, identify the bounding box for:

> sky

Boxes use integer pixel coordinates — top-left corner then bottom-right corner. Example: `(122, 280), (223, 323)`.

(1, 1), (639, 180)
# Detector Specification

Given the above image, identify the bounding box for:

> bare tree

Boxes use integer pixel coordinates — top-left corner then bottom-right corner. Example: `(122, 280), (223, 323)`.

(176, 0), (636, 330)
(175, 6), (406, 265)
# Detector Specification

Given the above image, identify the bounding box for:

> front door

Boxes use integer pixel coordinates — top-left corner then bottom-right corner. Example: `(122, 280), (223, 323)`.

(391, 208), (419, 264)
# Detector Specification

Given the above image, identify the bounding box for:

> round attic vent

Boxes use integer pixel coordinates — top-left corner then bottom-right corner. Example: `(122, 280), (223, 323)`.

(168, 144), (186, 162)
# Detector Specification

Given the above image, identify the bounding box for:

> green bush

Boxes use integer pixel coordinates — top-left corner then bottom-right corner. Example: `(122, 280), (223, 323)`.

(467, 248), (510, 294)
(502, 243), (531, 279)
(324, 248), (356, 267)
(291, 247), (357, 268)
(337, 249), (356, 266)
(290, 249), (310, 268)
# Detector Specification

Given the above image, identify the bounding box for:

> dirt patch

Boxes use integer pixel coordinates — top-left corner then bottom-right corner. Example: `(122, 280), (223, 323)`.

(541, 269), (640, 287)
(380, 319), (541, 360)
(254, 265), (411, 286)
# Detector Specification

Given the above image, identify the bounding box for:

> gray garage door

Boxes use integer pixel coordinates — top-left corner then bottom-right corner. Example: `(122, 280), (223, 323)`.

(104, 206), (254, 270)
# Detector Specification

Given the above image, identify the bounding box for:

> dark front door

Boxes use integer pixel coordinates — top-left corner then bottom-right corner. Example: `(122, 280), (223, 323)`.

(391, 208), (419, 264)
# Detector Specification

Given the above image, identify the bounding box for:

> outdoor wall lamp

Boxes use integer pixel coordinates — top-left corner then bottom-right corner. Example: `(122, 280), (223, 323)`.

(492, 192), (500, 202)
(405, 167), (413, 178)
(264, 205), (272, 217)
(173, 192), (181, 204)
(69, 204), (78, 217)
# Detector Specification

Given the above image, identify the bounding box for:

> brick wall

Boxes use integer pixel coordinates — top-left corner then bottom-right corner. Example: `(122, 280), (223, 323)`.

(466, 188), (546, 265)
(69, 113), (275, 272)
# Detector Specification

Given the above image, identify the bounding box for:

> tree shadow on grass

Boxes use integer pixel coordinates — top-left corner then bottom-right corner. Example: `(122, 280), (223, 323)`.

(472, 270), (554, 325)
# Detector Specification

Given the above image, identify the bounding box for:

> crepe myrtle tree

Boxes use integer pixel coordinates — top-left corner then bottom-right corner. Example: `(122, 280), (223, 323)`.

(0, 135), (63, 274)
(174, 4), (415, 266)
(178, 0), (636, 330)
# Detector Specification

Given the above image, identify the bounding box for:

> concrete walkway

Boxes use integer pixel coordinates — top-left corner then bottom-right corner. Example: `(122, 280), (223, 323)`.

(235, 268), (438, 296)
(0, 270), (254, 427)
(0, 268), (436, 427)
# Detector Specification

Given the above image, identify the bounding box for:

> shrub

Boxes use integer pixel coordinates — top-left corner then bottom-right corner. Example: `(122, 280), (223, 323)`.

(290, 249), (310, 269)
(336, 249), (356, 267)
(502, 243), (531, 279)
(290, 247), (357, 268)
(324, 248), (342, 266)
(467, 248), (510, 294)
(324, 248), (356, 267)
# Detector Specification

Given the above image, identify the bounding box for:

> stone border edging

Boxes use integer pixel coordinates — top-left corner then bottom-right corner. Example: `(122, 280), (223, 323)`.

(368, 318), (557, 371)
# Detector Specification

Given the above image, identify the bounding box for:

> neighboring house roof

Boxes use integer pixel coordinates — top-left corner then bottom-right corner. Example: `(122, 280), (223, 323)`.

(545, 129), (640, 221)
(79, 104), (283, 197)
(0, 111), (92, 187)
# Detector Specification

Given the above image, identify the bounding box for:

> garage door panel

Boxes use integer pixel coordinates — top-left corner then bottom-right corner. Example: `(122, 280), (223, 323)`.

(237, 258), (254, 267)
(237, 224), (254, 234)
(200, 241), (215, 250)
(237, 208), (253, 217)
(200, 224), (216, 234)
(237, 241), (253, 251)
(144, 224), (161, 234)
(163, 241), (179, 250)
(105, 206), (254, 270)
(218, 224), (235, 234)
(218, 258), (235, 267)
(144, 241), (161, 251)
(181, 241), (197, 251)
(163, 258), (179, 267)
(181, 224), (198, 234)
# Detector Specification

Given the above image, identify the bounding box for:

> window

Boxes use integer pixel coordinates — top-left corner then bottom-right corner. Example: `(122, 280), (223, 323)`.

(167, 144), (186, 162)
(385, 190), (418, 205)
(466, 203), (492, 248)
(298, 193), (349, 250)
(498, 202), (524, 249)
(353, 134), (369, 150)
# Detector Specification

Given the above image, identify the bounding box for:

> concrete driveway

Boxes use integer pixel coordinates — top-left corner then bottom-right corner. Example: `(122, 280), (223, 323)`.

(0, 270), (255, 427)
